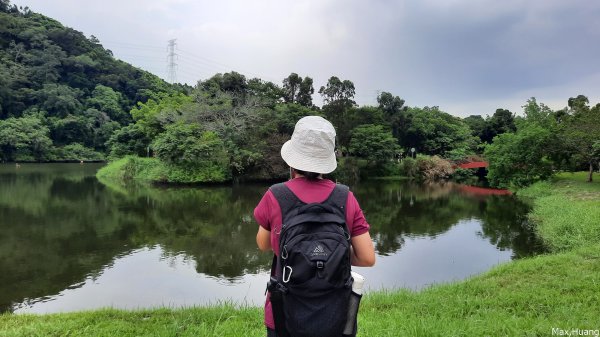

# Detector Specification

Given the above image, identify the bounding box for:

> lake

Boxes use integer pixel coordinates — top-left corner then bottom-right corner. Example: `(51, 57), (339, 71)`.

(0, 163), (543, 313)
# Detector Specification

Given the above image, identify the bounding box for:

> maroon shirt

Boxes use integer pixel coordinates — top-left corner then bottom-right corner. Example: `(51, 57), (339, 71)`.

(253, 177), (370, 329)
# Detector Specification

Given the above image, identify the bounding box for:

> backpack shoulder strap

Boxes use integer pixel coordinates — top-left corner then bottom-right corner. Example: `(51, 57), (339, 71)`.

(324, 183), (350, 210)
(270, 182), (303, 224)
(323, 183), (351, 236)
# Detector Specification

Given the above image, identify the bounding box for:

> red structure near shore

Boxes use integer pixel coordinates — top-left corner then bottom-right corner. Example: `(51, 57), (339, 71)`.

(457, 161), (489, 169)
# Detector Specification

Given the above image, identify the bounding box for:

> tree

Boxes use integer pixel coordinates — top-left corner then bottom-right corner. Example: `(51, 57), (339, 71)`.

(106, 123), (151, 159)
(49, 114), (90, 146)
(464, 115), (486, 140)
(485, 125), (554, 188)
(1, 0), (11, 12)
(282, 73), (302, 103)
(87, 84), (127, 124)
(272, 103), (317, 135)
(397, 106), (476, 156)
(297, 76), (314, 107)
(348, 106), (385, 128)
(198, 72), (247, 106)
(0, 116), (53, 161)
(481, 108), (516, 143)
(130, 92), (193, 139)
(520, 97), (555, 128)
(247, 78), (284, 104)
(319, 76), (356, 152)
(567, 94), (590, 113)
(561, 98), (600, 182)
(152, 122), (229, 181)
(282, 73), (314, 107)
(377, 91), (406, 140)
(349, 124), (399, 164)
(84, 108), (120, 151)
(318, 76), (355, 105)
(152, 123), (219, 165)
(32, 84), (82, 118)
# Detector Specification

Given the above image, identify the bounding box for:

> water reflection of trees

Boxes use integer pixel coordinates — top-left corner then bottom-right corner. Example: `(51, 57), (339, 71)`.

(0, 165), (132, 313)
(110, 183), (273, 279)
(0, 165), (543, 313)
(0, 165), (272, 313)
(351, 181), (543, 257)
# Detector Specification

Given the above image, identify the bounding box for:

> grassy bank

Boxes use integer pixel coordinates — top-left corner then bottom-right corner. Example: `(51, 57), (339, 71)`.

(2, 173), (599, 336)
(517, 172), (600, 252)
(97, 156), (229, 184)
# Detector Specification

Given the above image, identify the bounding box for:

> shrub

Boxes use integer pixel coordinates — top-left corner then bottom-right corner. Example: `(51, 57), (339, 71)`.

(399, 157), (419, 179)
(55, 143), (104, 161)
(416, 155), (454, 181)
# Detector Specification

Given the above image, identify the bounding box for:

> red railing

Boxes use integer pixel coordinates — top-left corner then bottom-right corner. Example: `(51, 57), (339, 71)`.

(457, 161), (489, 169)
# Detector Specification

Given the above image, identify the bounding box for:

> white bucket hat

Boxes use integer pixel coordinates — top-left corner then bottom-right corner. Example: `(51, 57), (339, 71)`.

(280, 116), (337, 174)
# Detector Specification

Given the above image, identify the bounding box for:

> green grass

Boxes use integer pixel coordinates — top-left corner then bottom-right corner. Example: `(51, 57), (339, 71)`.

(0, 305), (264, 337)
(2, 172), (600, 336)
(96, 156), (167, 182)
(359, 245), (600, 336)
(2, 246), (599, 336)
(518, 172), (600, 252)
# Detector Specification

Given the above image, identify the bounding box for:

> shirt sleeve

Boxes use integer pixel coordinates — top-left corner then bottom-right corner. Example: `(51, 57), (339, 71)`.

(253, 189), (273, 231)
(346, 191), (370, 237)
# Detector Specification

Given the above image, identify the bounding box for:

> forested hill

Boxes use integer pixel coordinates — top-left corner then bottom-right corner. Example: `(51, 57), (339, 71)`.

(0, 1), (184, 162)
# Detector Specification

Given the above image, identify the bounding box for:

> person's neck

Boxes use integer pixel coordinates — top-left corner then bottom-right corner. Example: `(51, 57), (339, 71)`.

(291, 172), (323, 180)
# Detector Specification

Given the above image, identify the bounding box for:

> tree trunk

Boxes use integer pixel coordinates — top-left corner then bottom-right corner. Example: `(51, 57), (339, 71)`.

(589, 162), (594, 182)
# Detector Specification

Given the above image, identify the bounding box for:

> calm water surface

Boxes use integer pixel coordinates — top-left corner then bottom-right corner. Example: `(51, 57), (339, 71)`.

(0, 164), (543, 313)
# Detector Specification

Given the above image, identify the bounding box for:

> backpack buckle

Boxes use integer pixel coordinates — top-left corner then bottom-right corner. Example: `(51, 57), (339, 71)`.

(316, 261), (324, 269)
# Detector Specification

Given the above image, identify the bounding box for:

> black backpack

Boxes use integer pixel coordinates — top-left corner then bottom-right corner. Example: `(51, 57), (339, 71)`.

(267, 182), (353, 337)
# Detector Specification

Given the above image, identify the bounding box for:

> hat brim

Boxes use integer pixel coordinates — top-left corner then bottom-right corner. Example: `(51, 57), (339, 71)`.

(281, 140), (337, 174)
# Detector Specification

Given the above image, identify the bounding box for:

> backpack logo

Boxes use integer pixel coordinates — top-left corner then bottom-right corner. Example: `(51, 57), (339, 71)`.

(311, 244), (328, 257)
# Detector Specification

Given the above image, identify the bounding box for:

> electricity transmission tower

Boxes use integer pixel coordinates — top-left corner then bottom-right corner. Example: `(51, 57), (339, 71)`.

(167, 39), (177, 83)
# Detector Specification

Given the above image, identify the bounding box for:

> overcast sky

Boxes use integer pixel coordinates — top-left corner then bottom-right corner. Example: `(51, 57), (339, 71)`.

(13, 0), (600, 117)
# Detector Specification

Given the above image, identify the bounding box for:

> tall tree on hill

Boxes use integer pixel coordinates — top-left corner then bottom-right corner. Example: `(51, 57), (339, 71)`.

(282, 73), (302, 104)
(282, 73), (314, 107)
(377, 91), (407, 140)
(319, 76), (356, 153)
(297, 77), (314, 107)
(247, 78), (284, 105)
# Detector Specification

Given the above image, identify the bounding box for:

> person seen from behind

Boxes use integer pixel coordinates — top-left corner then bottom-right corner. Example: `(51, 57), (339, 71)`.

(254, 116), (376, 337)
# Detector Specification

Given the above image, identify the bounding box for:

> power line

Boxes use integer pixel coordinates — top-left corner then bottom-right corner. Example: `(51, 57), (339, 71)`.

(98, 39), (282, 84)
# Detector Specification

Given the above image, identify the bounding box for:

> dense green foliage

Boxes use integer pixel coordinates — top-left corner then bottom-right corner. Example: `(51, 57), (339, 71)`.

(348, 124), (399, 164)
(0, 3), (182, 162)
(397, 106), (477, 156)
(103, 74), (485, 183)
(3, 2), (598, 186)
(464, 108), (516, 144)
(485, 97), (600, 188)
